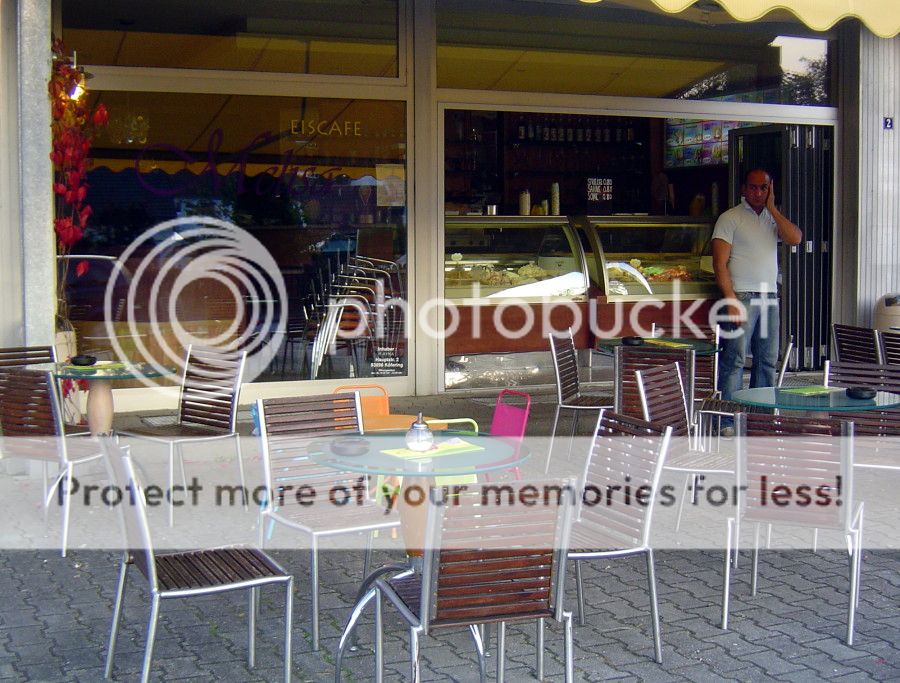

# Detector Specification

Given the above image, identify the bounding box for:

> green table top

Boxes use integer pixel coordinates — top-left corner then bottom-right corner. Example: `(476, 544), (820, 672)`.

(596, 336), (717, 356)
(31, 361), (173, 381)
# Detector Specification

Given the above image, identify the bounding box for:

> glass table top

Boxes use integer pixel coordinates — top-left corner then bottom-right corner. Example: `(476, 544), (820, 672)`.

(732, 386), (900, 412)
(31, 361), (173, 381)
(596, 336), (717, 356)
(307, 432), (527, 477)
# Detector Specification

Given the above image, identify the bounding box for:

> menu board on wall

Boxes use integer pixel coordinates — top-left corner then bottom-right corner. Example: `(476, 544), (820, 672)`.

(665, 119), (751, 169)
(586, 176), (614, 213)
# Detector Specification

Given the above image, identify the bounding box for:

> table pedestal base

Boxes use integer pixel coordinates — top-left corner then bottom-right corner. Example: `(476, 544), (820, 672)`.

(86, 380), (114, 435)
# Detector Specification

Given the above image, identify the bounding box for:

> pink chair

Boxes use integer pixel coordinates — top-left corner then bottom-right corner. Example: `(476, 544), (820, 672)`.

(486, 389), (532, 479)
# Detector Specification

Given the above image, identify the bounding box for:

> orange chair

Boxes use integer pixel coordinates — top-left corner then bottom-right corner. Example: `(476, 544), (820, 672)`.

(332, 384), (434, 432)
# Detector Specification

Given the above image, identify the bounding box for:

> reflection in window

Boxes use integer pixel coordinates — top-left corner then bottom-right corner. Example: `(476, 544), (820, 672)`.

(67, 93), (408, 382)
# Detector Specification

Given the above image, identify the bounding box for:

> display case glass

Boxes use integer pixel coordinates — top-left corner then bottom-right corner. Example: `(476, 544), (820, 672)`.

(444, 216), (588, 301)
(572, 215), (717, 300)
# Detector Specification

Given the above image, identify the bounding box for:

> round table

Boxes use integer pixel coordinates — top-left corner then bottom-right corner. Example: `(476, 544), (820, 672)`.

(596, 336), (717, 356)
(731, 386), (900, 412)
(49, 362), (173, 435)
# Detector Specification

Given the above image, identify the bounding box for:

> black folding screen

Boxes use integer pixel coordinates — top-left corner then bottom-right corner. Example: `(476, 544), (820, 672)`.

(729, 124), (834, 370)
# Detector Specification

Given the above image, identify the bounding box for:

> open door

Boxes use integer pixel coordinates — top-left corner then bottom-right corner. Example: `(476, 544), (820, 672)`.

(729, 124), (834, 371)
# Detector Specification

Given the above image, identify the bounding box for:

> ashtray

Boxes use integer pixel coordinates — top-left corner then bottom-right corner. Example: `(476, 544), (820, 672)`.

(622, 336), (645, 346)
(70, 355), (97, 366)
(330, 437), (370, 457)
(846, 386), (876, 400)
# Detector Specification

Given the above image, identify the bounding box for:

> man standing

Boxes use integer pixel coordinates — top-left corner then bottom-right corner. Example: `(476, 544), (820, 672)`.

(712, 169), (802, 434)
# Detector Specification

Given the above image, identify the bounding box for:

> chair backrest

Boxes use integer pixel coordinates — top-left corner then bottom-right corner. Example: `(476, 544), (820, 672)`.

(823, 360), (900, 435)
(832, 323), (881, 364)
(257, 393), (364, 504)
(333, 383), (390, 418)
(489, 389), (532, 439)
(419, 479), (574, 633)
(549, 329), (580, 404)
(101, 439), (158, 591)
(879, 330), (900, 366)
(176, 345), (246, 433)
(616, 346), (695, 421)
(736, 412), (853, 531)
(578, 409), (672, 550)
(634, 362), (692, 437)
(0, 369), (69, 470)
(0, 345), (57, 368)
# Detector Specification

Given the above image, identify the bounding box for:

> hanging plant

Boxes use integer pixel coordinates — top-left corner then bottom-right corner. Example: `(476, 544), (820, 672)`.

(48, 37), (108, 330)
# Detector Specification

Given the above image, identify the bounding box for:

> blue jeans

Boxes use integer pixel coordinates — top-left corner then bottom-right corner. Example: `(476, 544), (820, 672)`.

(718, 292), (781, 406)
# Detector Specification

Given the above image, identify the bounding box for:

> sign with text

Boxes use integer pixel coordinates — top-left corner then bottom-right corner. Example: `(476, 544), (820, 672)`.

(587, 177), (614, 214)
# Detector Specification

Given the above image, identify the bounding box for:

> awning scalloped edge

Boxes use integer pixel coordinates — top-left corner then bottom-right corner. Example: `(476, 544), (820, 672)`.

(648, 0), (900, 38)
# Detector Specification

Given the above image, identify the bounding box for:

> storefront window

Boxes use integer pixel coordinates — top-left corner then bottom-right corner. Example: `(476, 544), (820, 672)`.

(68, 93), (408, 382)
(62, 0), (400, 78)
(436, 1), (833, 106)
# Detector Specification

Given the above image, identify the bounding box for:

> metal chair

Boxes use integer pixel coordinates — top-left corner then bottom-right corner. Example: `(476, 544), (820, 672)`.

(569, 409), (673, 663)
(119, 345), (247, 526)
(823, 360), (900, 469)
(832, 323), (881, 364)
(337, 479), (576, 682)
(257, 392), (400, 651)
(879, 330), (900, 365)
(721, 413), (862, 645)
(615, 345), (696, 420)
(0, 368), (103, 556)
(0, 344), (57, 367)
(636, 362), (736, 535)
(101, 440), (293, 683)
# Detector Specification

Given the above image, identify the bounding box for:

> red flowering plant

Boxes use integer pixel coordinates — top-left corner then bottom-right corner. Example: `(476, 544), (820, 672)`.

(49, 38), (108, 332)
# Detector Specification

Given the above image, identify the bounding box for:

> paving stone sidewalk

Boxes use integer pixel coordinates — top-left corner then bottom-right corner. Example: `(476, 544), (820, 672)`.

(1, 383), (898, 681)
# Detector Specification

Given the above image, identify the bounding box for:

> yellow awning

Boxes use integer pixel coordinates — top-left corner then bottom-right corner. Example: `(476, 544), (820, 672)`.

(649, 0), (900, 38)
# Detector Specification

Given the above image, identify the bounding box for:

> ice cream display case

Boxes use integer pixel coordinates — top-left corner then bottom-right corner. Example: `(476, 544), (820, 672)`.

(443, 216), (589, 302)
(570, 215), (718, 301)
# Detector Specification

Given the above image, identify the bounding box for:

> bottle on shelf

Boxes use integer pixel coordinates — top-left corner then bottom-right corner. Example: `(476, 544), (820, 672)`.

(556, 116), (565, 143)
(551, 182), (560, 216)
(517, 114), (526, 141)
(566, 117), (574, 143)
(527, 115), (535, 140)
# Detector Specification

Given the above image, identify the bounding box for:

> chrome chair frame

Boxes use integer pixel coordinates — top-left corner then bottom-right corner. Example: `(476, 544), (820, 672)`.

(721, 413), (862, 645)
(569, 409), (673, 663)
(101, 441), (293, 683)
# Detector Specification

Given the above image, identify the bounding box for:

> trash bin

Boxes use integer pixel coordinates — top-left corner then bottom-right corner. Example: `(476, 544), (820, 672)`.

(873, 293), (900, 332)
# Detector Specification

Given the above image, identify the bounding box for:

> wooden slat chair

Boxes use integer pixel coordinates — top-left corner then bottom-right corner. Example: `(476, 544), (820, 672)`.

(615, 345), (696, 420)
(722, 413), (862, 645)
(879, 330), (900, 365)
(0, 344), (57, 367)
(832, 323), (882, 364)
(337, 479), (576, 682)
(569, 410), (673, 663)
(650, 322), (719, 406)
(101, 440), (293, 683)
(823, 360), (900, 470)
(0, 368), (103, 556)
(636, 362), (736, 534)
(119, 345), (247, 526)
(257, 392), (401, 651)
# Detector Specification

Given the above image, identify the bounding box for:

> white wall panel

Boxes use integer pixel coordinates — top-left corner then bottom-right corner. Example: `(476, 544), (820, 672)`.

(857, 30), (900, 326)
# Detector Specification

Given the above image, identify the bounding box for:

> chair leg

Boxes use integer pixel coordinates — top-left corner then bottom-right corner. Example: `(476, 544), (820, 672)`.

(311, 539), (320, 651)
(364, 531), (374, 579)
(575, 560), (586, 626)
(234, 434), (248, 510)
(335, 587), (378, 683)
(646, 549), (662, 663)
(284, 577), (294, 683)
(104, 558), (129, 679)
(722, 517), (734, 629)
(176, 443), (188, 491)
(375, 587), (384, 683)
(750, 523), (761, 596)
(468, 624), (486, 682)
(61, 463), (74, 557)
(140, 594), (161, 683)
(674, 474), (693, 533)
(547, 406), (563, 474)
(536, 617), (544, 680)
(167, 442), (176, 527)
(248, 587), (257, 668)
(563, 611), (574, 683)
(409, 626), (421, 683)
(496, 621), (506, 682)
